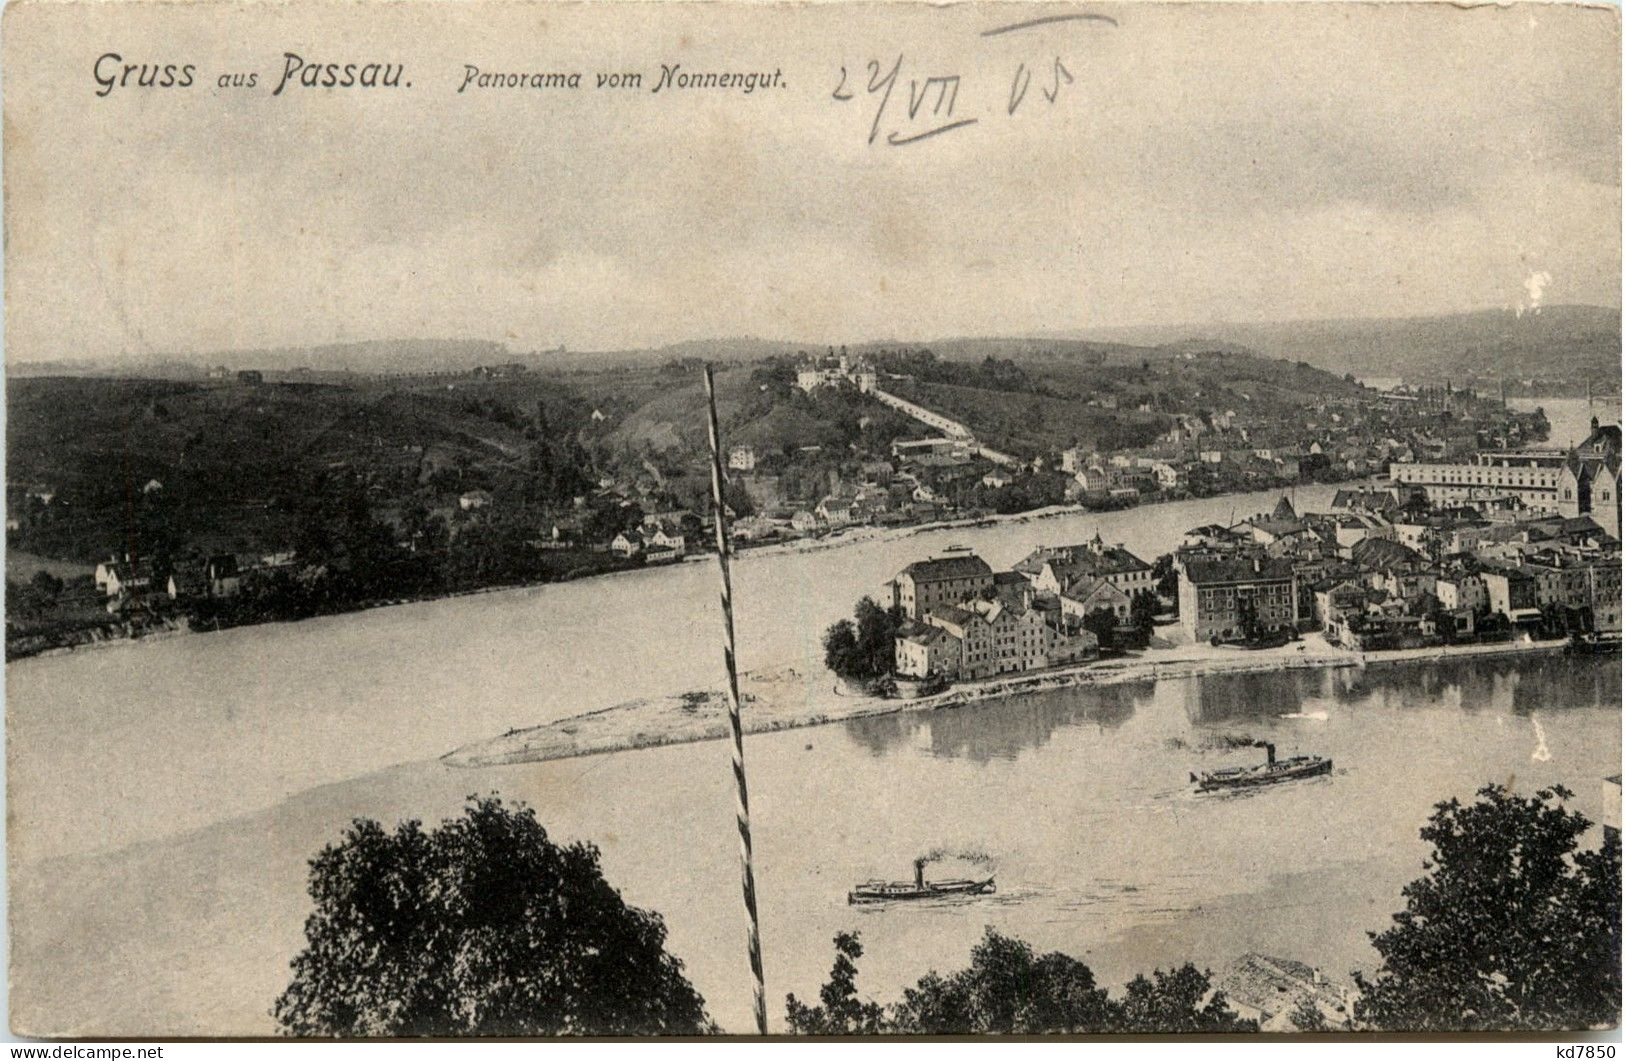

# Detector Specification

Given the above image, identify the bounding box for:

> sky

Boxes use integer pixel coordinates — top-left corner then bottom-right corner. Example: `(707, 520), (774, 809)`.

(3, 1), (1620, 363)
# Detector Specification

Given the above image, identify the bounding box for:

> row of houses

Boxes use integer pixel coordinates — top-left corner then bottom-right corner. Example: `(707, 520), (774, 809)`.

(610, 520), (687, 564)
(94, 550), (296, 608)
(885, 458), (1624, 681)
(733, 441), (992, 540)
(890, 534), (1158, 681)
(1174, 483), (1623, 648)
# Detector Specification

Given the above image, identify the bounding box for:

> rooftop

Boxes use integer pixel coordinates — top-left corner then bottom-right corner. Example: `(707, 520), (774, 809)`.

(1015, 538), (1150, 579)
(899, 555), (993, 582)
(1183, 556), (1295, 585)
(1349, 537), (1426, 571)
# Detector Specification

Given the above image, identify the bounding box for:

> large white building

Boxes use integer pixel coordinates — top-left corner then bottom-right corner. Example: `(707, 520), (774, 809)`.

(795, 350), (876, 393)
(1389, 420), (1621, 536)
(1389, 455), (1565, 510)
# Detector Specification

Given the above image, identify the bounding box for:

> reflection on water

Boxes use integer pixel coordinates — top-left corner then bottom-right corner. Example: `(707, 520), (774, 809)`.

(9, 397), (1621, 1036)
(846, 681), (1153, 761)
(10, 648), (1620, 1036)
(848, 655), (1620, 765)
(10, 481), (1349, 865)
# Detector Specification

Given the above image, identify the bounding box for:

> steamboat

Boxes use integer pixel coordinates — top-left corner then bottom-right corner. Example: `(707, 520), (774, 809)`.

(848, 858), (996, 904)
(1191, 742), (1331, 792)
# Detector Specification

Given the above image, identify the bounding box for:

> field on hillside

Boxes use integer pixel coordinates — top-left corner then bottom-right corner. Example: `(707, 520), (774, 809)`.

(881, 348), (1371, 455)
(2, 338), (1464, 572)
(5, 376), (578, 562)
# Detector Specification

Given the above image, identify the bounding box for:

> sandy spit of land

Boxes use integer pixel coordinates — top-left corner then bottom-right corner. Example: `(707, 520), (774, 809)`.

(442, 634), (1572, 768)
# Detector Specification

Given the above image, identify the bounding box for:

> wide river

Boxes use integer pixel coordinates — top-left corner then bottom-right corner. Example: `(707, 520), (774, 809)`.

(7, 402), (1620, 1036)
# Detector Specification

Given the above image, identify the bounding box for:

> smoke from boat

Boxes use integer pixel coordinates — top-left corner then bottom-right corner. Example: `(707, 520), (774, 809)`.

(1167, 733), (1264, 752)
(918, 846), (996, 868)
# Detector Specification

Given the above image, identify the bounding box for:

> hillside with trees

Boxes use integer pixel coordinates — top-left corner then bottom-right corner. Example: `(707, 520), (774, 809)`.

(1074, 305), (1622, 394)
(6, 331), (1545, 658)
(876, 346), (1371, 458)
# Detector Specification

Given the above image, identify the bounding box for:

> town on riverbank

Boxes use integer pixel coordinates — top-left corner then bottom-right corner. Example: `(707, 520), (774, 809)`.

(448, 417), (1622, 768)
(0, 347), (1575, 659)
(840, 416), (1621, 685)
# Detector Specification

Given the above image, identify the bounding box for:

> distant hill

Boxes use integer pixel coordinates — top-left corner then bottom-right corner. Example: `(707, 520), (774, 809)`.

(581, 337), (806, 367)
(17, 305), (1613, 384)
(1067, 305), (1621, 386)
(6, 340), (518, 378)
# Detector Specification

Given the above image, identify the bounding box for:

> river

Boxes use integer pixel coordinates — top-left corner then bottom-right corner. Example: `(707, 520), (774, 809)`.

(7, 482), (1341, 866)
(11, 653), (1617, 1035)
(1355, 384), (1619, 452)
(7, 402), (1620, 1035)
(1509, 395), (1622, 449)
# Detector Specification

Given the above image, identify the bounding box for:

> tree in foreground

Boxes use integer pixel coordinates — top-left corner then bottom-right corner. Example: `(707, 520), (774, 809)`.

(787, 927), (1254, 1034)
(1354, 784), (1621, 1032)
(784, 932), (888, 1035)
(1113, 963), (1255, 1033)
(274, 796), (713, 1037)
(890, 929), (1117, 1033)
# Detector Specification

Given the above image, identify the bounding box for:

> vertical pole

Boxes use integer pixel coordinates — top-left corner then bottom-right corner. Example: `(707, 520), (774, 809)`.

(702, 363), (767, 1035)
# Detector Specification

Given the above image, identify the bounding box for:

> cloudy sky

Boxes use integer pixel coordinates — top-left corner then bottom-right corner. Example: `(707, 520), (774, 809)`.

(4, 1), (1619, 363)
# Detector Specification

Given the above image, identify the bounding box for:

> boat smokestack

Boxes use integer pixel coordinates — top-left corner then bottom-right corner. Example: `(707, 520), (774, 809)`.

(914, 858), (926, 890)
(1264, 742), (1276, 765)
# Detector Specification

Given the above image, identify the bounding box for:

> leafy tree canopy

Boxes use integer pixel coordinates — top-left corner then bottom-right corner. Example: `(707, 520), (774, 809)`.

(785, 932), (888, 1035)
(824, 596), (901, 680)
(274, 795), (712, 1037)
(1082, 606), (1119, 649)
(822, 619), (860, 678)
(1354, 784), (1621, 1032)
(787, 928), (1254, 1035)
(1115, 963), (1254, 1033)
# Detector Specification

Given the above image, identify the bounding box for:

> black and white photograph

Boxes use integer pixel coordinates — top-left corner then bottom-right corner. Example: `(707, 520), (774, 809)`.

(1, 0), (1621, 1045)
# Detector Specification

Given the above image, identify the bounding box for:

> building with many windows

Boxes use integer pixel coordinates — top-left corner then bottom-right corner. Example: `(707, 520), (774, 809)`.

(1391, 419), (1621, 532)
(892, 555), (995, 619)
(1177, 556), (1298, 642)
(1014, 533), (1155, 600)
(1389, 456), (1565, 511)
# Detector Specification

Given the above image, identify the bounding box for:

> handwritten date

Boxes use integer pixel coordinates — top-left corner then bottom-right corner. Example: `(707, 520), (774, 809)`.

(833, 52), (1078, 146)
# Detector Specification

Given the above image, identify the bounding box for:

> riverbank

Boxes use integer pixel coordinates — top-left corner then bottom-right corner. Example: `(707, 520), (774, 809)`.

(727, 474), (1386, 565)
(6, 479), (1372, 663)
(443, 633), (1574, 768)
(13, 637), (1615, 1036)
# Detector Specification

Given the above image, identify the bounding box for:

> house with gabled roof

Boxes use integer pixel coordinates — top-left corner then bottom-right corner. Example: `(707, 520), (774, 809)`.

(611, 529), (644, 557)
(894, 621), (959, 679)
(1059, 576), (1131, 622)
(1014, 533), (1154, 599)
